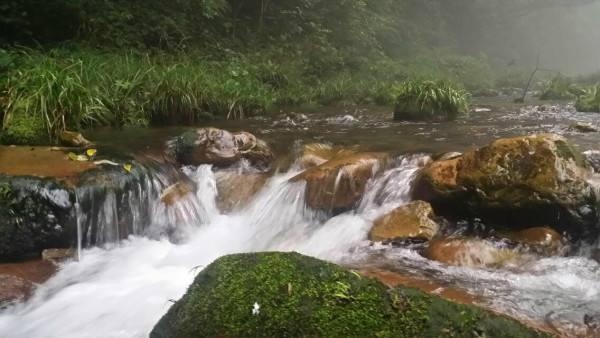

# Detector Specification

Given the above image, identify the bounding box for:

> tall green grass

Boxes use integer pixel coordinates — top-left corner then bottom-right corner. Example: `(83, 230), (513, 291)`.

(0, 48), (498, 144)
(576, 84), (600, 113)
(392, 80), (470, 121)
(1, 49), (275, 143)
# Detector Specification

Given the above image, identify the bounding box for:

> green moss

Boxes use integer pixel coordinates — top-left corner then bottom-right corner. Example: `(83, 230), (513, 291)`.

(0, 113), (49, 145)
(151, 252), (551, 338)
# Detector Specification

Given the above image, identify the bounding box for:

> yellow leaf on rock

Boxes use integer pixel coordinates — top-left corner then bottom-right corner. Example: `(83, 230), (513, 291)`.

(123, 163), (133, 173)
(86, 149), (97, 157)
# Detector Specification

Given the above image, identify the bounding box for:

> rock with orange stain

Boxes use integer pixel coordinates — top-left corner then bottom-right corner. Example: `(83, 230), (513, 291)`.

(369, 201), (439, 243)
(504, 226), (565, 255)
(0, 259), (57, 308)
(300, 143), (359, 168)
(291, 153), (388, 210)
(425, 237), (521, 268)
(0, 146), (96, 184)
(413, 134), (597, 239)
(359, 268), (479, 306)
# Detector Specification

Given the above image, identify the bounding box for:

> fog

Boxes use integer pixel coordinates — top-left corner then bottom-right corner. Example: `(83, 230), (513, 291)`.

(453, 0), (600, 75)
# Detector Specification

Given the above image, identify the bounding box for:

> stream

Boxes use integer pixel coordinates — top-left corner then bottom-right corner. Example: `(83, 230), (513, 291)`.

(1, 100), (600, 337)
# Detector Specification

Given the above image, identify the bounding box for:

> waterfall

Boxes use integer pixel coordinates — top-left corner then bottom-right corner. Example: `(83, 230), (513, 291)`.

(1, 154), (599, 337)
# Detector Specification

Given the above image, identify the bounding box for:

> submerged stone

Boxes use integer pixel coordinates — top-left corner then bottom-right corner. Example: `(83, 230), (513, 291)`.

(413, 134), (598, 239)
(291, 153), (388, 211)
(369, 201), (439, 243)
(151, 252), (551, 338)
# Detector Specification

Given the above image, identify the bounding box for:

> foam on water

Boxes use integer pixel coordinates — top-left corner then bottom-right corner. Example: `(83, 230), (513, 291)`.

(1, 157), (600, 337)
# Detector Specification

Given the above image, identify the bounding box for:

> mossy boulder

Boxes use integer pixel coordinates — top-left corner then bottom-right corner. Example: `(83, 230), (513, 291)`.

(291, 153), (388, 211)
(413, 134), (598, 239)
(151, 252), (551, 338)
(167, 128), (274, 170)
(0, 175), (75, 261)
(369, 201), (440, 243)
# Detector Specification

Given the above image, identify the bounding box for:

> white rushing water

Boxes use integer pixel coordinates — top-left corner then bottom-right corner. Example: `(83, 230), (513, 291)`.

(1, 157), (599, 337)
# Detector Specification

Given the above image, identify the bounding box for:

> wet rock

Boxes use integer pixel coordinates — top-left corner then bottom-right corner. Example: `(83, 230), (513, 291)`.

(503, 227), (564, 255)
(431, 151), (462, 161)
(291, 153), (388, 211)
(413, 134), (598, 239)
(568, 122), (598, 133)
(584, 313), (600, 332)
(42, 248), (75, 261)
(160, 181), (197, 206)
(0, 274), (33, 307)
(0, 259), (57, 308)
(369, 201), (439, 243)
(425, 237), (520, 268)
(583, 150), (600, 173)
(0, 175), (75, 261)
(168, 128), (274, 169)
(60, 131), (93, 148)
(0, 146), (96, 182)
(300, 143), (358, 168)
(215, 172), (268, 212)
(151, 252), (550, 338)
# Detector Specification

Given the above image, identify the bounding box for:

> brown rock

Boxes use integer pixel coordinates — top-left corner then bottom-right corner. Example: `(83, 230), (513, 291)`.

(215, 172), (268, 212)
(60, 131), (93, 148)
(413, 134), (597, 238)
(369, 201), (439, 242)
(503, 227), (564, 255)
(170, 128), (273, 169)
(0, 146), (96, 183)
(0, 259), (57, 307)
(160, 181), (197, 206)
(0, 274), (33, 307)
(291, 153), (388, 210)
(425, 237), (520, 268)
(42, 248), (75, 261)
(300, 143), (358, 168)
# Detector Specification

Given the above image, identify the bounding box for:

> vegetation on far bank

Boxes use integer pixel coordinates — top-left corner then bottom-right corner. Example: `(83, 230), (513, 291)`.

(1, 0), (600, 144)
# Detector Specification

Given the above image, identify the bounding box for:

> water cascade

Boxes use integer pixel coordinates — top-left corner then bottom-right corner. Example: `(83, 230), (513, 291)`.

(0, 154), (599, 337)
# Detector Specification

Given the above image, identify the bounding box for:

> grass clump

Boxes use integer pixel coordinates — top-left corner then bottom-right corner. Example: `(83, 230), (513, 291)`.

(539, 75), (583, 100)
(151, 252), (551, 338)
(393, 80), (469, 121)
(576, 84), (600, 112)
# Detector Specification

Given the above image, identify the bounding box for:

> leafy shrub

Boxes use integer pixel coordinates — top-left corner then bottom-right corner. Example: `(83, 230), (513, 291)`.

(393, 80), (469, 121)
(576, 85), (600, 112)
